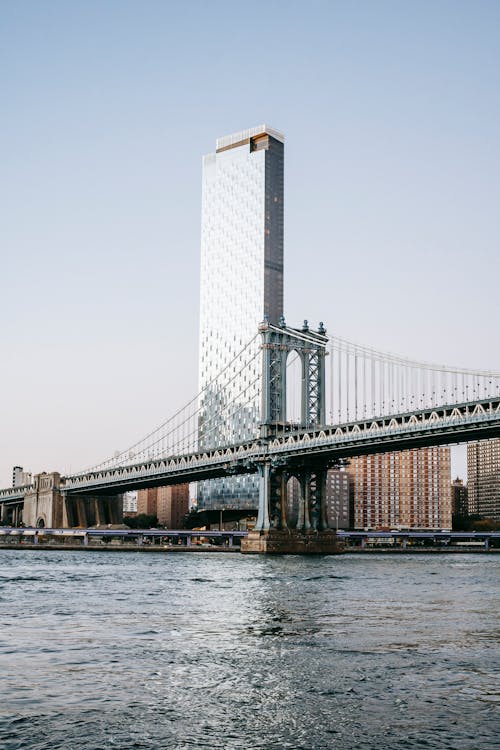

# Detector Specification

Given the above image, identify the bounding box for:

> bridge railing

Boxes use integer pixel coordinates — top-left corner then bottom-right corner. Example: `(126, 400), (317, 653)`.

(0, 485), (32, 502)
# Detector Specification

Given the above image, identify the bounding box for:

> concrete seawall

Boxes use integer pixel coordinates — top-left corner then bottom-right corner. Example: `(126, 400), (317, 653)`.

(1, 542), (498, 554)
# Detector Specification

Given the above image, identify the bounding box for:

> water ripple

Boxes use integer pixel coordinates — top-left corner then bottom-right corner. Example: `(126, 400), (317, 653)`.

(0, 550), (498, 749)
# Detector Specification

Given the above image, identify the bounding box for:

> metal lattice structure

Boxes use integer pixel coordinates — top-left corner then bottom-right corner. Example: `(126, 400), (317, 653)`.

(256, 316), (329, 531)
(259, 316), (328, 436)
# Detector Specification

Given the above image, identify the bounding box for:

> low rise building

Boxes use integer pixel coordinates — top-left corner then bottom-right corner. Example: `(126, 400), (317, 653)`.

(122, 491), (138, 516)
(451, 477), (468, 519)
(157, 485), (189, 528)
(326, 469), (350, 529)
(137, 487), (158, 517)
(12, 466), (32, 487)
(137, 484), (189, 527)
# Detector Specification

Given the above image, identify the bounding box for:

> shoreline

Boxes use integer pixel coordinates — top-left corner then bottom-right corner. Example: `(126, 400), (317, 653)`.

(0, 543), (498, 554)
(0, 543), (238, 553)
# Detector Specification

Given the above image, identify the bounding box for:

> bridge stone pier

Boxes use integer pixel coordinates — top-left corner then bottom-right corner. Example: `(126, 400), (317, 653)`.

(242, 460), (340, 554)
(242, 318), (340, 555)
(23, 472), (65, 528)
(22, 472), (122, 528)
(64, 493), (122, 528)
(1, 499), (23, 526)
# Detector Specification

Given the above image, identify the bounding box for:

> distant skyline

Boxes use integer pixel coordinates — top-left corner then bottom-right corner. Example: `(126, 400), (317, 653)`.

(1, 0), (499, 486)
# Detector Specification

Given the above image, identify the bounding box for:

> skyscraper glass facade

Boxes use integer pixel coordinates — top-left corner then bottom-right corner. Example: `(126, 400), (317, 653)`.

(198, 125), (284, 510)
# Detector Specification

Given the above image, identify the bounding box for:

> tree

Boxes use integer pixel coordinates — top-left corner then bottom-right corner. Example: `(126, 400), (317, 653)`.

(452, 514), (500, 532)
(123, 514), (159, 529)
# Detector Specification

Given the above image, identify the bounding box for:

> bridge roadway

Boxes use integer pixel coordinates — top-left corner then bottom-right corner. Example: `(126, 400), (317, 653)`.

(1, 396), (499, 503)
(60, 396), (500, 496)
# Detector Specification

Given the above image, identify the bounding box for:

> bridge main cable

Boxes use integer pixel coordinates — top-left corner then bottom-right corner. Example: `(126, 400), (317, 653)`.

(327, 335), (500, 425)
(74, 333), (261, 475)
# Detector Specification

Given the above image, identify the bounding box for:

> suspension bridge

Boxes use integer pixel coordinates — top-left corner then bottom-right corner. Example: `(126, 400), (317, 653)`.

(1, 316), (500, 549)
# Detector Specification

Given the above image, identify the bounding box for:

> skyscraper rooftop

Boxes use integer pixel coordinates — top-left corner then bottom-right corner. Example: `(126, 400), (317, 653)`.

(216, 124), (285, 151)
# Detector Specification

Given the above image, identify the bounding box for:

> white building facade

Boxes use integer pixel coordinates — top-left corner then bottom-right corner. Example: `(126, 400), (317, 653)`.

(122, 491), (138, 515)
(198, 125), (284, 510)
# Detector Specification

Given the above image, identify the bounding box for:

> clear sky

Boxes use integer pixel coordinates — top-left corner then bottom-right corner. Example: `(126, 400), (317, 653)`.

(1, 0), (499, 486)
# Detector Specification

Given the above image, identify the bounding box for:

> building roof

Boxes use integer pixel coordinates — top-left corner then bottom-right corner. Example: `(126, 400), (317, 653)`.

(216, 124), (284, 150)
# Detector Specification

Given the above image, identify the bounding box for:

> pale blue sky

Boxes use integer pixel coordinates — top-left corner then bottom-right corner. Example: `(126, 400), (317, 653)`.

(1, 0), (499, 485)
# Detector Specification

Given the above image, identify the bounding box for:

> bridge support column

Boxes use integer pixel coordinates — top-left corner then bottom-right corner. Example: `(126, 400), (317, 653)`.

(77, 498), (87, 527)
(61, 493), (123, 528)
(243, 461), (340, 555)
(296, 474), (311, 531)
(254, 463), (271, 531)
(292, 468), (330, 533)
(95, 498), (104, 526)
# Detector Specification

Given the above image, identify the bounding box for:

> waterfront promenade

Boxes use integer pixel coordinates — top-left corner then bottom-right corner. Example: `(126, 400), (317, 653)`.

(1, 526), (498, 552)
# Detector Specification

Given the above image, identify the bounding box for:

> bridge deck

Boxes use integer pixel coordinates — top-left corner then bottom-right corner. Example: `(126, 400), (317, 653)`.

(1, 397), (499, 500)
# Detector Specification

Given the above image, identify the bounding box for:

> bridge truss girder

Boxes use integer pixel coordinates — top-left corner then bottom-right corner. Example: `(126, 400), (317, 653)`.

(4, 398), (499, 513)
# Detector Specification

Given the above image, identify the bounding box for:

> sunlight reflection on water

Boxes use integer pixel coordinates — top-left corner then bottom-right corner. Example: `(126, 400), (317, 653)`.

(0, 551), (498, 749)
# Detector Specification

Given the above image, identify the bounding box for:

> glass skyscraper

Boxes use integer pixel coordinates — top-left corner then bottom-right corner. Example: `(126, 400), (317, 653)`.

(198, 125), (284, 510)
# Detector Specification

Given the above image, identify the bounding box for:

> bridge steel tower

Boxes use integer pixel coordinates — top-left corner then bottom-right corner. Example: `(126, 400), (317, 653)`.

(242, 317), (340, 554)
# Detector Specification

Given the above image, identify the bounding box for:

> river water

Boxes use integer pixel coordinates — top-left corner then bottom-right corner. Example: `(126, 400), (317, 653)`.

(0, 550), (498, 750)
